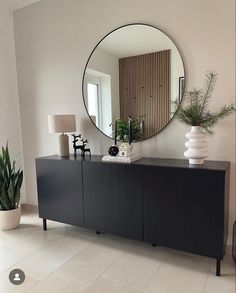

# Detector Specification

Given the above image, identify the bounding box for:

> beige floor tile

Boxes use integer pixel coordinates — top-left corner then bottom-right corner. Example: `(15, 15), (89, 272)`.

(203, 273), (235, 293)
(17, 234), (91, 279)
(63, 225), (98, 241)
(1, 211), (234, 293)
(92, 233), (132, 254)
(102, 243), (165, 290)
(210, 254), (236, 275)
(56, 243), (122, 286)
(0, 268), (39, 293)
(28, 273), (87, 293)
(204, 255), (236, 293)
(84, 277), (143, 293)
(145, 251), (210, 293)
(0, 230), (62, 273)
(0, 223), (41, 249)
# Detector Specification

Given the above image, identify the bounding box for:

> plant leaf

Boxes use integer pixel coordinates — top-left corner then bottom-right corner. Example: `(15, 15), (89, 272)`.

(173, 72), (235, 134)
(0, 143), (23, 210)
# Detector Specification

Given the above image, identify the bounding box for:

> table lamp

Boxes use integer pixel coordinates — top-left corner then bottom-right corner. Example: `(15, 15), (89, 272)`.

(48, 114), (76, 156)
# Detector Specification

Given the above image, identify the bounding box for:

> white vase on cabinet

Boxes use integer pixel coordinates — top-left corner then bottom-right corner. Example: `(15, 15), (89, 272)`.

(184, 126), (208, 164)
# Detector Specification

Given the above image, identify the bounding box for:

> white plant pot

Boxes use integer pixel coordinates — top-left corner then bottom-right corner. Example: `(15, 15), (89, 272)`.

(0, 206), (21, 230)
(184, 126), (208, 164)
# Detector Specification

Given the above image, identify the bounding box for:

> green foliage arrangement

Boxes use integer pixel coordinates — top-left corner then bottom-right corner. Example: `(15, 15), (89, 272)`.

(0, 144), (23, 210)
(114, 116), (144, 142)
(174, 72), (235, 134)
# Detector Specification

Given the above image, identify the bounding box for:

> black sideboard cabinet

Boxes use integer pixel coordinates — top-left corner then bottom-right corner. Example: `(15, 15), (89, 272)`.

(36, 155), (230, 276)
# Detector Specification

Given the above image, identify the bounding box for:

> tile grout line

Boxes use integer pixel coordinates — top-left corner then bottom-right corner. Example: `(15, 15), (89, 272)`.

(0, 228), (66, 276)
(54, 243), (126, 288)
(25, 270), (86, 292)
(26, 268), (89, 292)
(93, 249), (128, 285)
(0, 237), (63, 277)
(101, 275), (145, 292)
(0, 226), (42, 250)
(35, 240), (93, 279)
(23, 241), (94, 292)
(53, 238), (132, 288)
(202, 268), (211, 293)
(18, 237), (92, 276)
(55, 271), (90, 289)
(100, 247), (167, 292)
(142, 254), (166, 291)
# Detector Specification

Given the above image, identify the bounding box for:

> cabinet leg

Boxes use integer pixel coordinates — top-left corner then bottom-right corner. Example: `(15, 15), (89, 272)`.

(216, 259), (221, 276)
(152, 243), (157, 247)
(96, 231), (101, 235)
(43, 219), (47, 231)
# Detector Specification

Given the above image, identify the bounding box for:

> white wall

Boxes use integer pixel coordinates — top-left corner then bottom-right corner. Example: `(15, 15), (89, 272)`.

(13, 0), (235, 243)
(0, 3), (25, 202)
(171, 47), (184, 112)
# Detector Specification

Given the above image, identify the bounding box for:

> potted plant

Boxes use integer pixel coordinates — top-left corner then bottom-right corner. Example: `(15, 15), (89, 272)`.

(174, 72), (235, 164)
(113, 116), (144, 142)
(0, 144), (23, 230)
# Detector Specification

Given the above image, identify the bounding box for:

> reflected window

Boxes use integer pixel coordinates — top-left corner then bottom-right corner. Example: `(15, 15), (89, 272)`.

(85, 69), (113, 135)
(87, 83), (99, 127)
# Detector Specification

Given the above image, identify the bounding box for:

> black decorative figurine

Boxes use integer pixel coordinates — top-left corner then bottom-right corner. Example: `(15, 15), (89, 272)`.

(71, 133), (91, 157)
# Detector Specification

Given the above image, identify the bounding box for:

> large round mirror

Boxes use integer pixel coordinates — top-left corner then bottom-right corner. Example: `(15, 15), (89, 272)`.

(83, 23), (185, 141)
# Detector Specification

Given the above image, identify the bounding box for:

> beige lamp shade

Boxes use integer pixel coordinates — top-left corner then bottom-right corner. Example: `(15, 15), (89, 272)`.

(48, 114), (76, 156)
(48, 114), (76, 133)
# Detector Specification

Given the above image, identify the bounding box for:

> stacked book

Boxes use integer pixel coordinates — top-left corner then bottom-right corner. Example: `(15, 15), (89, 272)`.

(102, 154), (140, 163)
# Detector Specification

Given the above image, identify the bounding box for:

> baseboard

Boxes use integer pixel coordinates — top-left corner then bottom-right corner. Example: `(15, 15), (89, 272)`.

(21, 203), (38, 213)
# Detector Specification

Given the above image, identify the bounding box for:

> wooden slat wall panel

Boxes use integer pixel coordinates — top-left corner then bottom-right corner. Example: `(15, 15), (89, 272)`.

(119, 50), (170, 139)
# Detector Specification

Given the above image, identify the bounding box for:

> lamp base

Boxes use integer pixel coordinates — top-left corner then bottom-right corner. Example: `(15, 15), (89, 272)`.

(59, 134), (69, 156)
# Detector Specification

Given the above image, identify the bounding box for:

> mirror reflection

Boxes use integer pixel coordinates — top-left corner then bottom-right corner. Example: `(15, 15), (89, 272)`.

(83, 24), (185, 141)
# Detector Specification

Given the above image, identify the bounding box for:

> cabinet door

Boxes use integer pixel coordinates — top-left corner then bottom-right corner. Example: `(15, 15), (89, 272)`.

(36, 159), (84, 226)
(83, 162), (142, 240)
(143, 166), (225, 259)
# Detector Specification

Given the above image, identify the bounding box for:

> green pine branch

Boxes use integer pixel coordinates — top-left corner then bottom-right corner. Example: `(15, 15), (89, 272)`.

(174, 72), (235, 135)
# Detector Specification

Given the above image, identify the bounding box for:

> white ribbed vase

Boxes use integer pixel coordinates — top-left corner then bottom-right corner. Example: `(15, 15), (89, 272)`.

(184, 126), (208, 165)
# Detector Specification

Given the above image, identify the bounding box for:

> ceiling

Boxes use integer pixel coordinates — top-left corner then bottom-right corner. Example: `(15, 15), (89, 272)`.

(0, 0), (40, 10)
(98, 24), (177, 58)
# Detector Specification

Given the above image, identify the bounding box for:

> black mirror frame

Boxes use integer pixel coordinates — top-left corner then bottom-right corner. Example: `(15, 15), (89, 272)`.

(82, 23), (186, 142)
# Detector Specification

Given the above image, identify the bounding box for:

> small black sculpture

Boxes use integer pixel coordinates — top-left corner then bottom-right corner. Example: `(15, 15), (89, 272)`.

(71, 133), (91, 157)
(108, 145), (119, 156)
